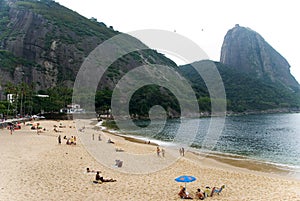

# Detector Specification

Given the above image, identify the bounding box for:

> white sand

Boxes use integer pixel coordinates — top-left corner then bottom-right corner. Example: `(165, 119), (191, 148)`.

(0, 119), (300, 201)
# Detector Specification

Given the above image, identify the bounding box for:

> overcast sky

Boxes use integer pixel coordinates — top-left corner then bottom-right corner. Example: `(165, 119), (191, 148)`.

(56, 0), (300, 82)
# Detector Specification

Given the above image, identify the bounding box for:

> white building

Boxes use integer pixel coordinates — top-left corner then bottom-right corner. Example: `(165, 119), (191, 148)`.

(7, 94), (15, 103)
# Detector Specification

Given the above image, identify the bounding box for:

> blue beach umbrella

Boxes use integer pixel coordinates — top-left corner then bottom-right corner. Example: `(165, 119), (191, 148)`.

(175, 175), (196, 189)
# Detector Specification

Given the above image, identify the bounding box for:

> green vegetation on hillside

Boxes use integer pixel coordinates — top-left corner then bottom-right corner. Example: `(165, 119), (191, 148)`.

(16, 0), (117, 39)
(2, 82), (72, 116)
(2, 60), (300, 118)
(129, 85), (180, 118)
(0, 50), (40, 76)
(103, 49), (177, 84)
(0, 0), (10, 40)
(179, 61), (300, 113)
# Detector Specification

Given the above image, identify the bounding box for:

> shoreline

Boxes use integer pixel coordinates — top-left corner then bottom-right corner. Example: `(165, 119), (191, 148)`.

(97, 120), (300, 180)
(99, 129), (159, 147)
(192, 150), (300, 180)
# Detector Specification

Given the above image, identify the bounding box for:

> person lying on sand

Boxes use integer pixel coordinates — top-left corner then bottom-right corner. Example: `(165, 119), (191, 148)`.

(95, 171), (116, 182)
(178, 187), (193, 199)
(86, 168), (100, 173)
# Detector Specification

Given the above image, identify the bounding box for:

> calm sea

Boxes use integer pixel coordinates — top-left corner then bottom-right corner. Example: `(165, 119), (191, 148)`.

(116, 113), (300, 175)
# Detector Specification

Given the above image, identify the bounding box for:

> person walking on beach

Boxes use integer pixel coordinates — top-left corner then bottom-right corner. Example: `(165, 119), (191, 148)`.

(98, 133), (101, 141)
(156, 146), (160, 157)
(36, 123), (40, 135)
(179, 148), (182, 156)
(9, 125), (14, 135)
(92, 133), (94, 140)
(182, 147), (185, 156)
(58, 135), (61, 144)
(161, 148), (165, 157)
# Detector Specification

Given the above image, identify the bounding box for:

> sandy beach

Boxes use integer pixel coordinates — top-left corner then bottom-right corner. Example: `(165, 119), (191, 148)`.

(1, 119), (300, 201)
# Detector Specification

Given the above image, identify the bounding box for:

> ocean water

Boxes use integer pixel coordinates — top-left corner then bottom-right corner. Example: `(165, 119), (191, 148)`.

(116, 113), (300, 174)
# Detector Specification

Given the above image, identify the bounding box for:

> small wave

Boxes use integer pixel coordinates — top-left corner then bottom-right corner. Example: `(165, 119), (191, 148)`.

(189, 148), (300, 173)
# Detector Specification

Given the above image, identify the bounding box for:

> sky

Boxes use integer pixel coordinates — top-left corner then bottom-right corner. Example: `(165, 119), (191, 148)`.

(56, 0), (300, 82)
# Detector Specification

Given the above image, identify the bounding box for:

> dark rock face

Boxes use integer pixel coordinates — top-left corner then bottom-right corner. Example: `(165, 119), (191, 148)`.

(0, 0), (176, 94)
(0, 0), (108, 90)
(220, 24), (299, 90)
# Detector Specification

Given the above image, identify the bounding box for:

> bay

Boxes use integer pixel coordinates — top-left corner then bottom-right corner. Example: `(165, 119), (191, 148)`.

(115, 113), (300, 176)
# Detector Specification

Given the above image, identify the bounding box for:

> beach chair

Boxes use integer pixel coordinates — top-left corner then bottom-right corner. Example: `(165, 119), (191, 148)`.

(114, 160), (123, 168)
(213, 185), (225, 195)
(117, 161), (123, 167)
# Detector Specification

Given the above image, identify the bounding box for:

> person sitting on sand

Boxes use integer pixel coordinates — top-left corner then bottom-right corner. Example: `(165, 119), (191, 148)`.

(178, 187), (193, 199)
(66, 137), (71, 145)
(204, 186), (212, 197)
(95, 171), (116, 182)
(196, 188), (205, 200)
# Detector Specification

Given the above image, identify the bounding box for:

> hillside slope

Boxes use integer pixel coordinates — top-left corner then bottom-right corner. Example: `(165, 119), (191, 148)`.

(179, 61), (300, 112)
(0, 0), (176, 95)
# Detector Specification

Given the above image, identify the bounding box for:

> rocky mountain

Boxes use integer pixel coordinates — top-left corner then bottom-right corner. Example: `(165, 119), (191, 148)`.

(179, 25), (300, 112)
(179, 61), (300, 112)
(1, 0), (299, 115)
(220, 24), (299, 91)
(0, 0), (176, 98)
(179, 25), (300, 113)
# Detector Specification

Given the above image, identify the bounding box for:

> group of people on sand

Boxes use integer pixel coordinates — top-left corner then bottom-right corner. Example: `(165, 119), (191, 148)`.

(92, 133), (103, 141)
(156, 146), (165, 157)
(66, 135), (77, 145)
(178, 185), (225, 200)
(58, 135), (77, 145)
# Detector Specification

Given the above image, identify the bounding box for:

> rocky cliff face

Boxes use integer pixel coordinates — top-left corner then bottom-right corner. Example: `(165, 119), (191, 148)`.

(0, 0), (176, 96)
(220, 24), (299, 90)
(0, 0), (110, 90)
